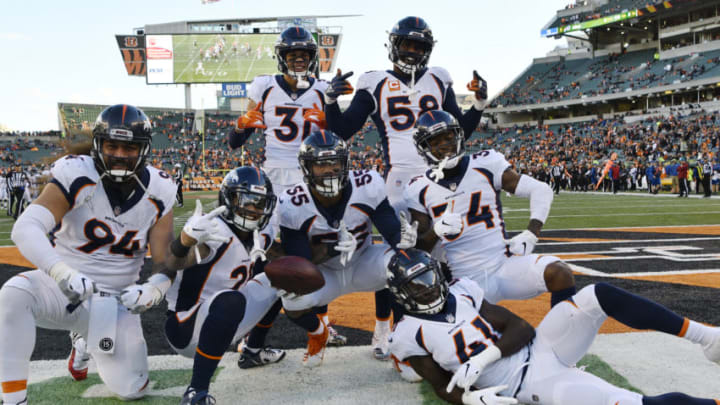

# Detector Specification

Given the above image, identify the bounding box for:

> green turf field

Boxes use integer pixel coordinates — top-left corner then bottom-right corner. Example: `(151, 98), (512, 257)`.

(172, 34), (278, 83)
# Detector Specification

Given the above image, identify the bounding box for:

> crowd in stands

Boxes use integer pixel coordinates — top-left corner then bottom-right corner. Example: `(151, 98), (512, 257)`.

(491, 49), (720, 107)
(477, 107), (720, 195)
(3, 103), (718, 196)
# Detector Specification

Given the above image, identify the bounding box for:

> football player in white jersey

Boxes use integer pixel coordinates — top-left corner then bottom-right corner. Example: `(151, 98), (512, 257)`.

(230, 26), (353, 348)
(403, 111), (576, 306)
(322, 17), (487, 349)
(277, 130), (414, 366)
(0, 105), (177, 404)
(229, 26), (329, 194)
(165, 166), (286, 405)
(387, 249), (720, 405)
(323, 16), (487, 214)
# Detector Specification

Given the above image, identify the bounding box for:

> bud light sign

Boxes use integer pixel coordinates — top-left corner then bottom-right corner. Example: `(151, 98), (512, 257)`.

(222, 83), (247, 98)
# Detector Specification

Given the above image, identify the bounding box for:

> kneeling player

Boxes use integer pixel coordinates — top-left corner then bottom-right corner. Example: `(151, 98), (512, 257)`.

(0, 105), (177, 404)
(165, 167), (285, 405)
(277, 130), (413, 366)
(388, 249), (720, 405)
(404, 110), (575, 306)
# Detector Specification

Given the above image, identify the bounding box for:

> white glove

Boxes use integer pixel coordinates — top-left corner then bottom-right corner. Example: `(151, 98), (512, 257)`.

(119, 274), (171, 314)
(433, 212), (464, 238)
(249, 229), (267, 262)
(506, 230), (539, 256)
(182, 200), (229, 246)
(48, 262), (96, 305)
(334, 220), (357, 266)
(397, 211), (418, 249)
(276, 288), (298, 300)
(461, 385), (518, 405)
(447, 345), (501, 392)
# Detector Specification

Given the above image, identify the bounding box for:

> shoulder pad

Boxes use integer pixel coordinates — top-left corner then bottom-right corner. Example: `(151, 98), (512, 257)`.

(357, 71), (389, 92)
(428, 66), (452, 86)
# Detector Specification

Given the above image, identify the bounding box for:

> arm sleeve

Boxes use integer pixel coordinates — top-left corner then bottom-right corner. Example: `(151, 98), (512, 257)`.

(228, 128), (255, 149)
(442, 86), (483, 140)
(280, 226), (312, 261)
(371, 198), (402, 248)
(11, 204), (63, 272)
(325, 90), (375, 140)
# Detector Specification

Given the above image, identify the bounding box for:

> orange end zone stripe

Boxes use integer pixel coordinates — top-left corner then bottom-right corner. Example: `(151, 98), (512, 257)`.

(555, 253), (611, 260)
(540, 237), (620, 242)
(196, 347), (223, 360)
(1, 380), (27, 393)
(678, 318), (690, 337)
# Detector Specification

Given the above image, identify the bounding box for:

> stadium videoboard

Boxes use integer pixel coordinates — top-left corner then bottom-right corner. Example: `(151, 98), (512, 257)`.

(146, 33), (278, 84)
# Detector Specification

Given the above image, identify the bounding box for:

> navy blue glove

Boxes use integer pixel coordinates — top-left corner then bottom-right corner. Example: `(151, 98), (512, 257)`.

(325, 69), (354, 104)
(467, 70), (487, 101)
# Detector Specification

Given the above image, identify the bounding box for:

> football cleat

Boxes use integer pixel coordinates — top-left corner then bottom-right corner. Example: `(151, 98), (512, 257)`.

(326, 323), (348, 347)
(179, 387), (216, 405)
(68, 332), (90, 381)
(237, 346), (287, 369)
(371, 322), (391, 361)
(702, 327), (720, 365)
(391, 354), (423, 383)
(303, 322), (329, 368)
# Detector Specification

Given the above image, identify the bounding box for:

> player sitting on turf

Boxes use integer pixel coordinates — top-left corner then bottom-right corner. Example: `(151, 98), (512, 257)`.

(387, 249), (720, 405)
(276, 130), (415, 367)
(402, 110), (576, 307)
(165, 167), (287, 405)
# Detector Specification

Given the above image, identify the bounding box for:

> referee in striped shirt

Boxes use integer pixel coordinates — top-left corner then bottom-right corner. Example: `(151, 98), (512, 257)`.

(6, 164), (28, 219)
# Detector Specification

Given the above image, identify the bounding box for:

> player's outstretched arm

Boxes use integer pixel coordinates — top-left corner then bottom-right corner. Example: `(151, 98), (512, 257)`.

(324, 70), (375, 140)
(442, 85), (483, 140)
(166, 200), (222, 270)
(11, 183), (96, 304)
(407, 355), (465, 404)
(501, 167), (552, 255)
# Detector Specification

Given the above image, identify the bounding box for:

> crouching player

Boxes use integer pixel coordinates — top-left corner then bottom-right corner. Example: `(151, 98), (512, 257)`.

(0, 105), (177, 403)
(165, 167), (285, 405)
(387, 249), (720, 405)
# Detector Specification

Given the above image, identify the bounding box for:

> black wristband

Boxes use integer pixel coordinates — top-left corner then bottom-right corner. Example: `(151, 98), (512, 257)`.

(171, 237), (191, 258)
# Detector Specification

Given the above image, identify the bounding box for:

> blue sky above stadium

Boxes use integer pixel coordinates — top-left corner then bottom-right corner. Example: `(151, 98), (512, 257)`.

(0, 0), (571, 131)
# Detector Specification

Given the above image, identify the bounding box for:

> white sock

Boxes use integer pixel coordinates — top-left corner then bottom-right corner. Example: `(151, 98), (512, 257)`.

(0, 287), (35, 405)
(321, 314), (329, 327)
(375, 319), (391, 333)
(683, 319), (718, 346)
(309, 322), (325, 336)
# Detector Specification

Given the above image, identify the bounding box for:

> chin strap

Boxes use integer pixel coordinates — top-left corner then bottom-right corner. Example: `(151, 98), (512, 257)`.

(429, 157), (450, 181)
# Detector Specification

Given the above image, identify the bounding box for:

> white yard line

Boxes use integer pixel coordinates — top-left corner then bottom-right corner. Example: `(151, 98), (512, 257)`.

(589, 332), (720, 398)
(504, 211), (720, 219)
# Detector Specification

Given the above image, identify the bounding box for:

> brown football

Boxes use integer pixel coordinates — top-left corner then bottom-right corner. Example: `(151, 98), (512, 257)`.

(264, 256), (325, 295)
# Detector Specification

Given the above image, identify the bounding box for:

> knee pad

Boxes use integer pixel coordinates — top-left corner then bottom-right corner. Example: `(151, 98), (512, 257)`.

(573, 284), (607, 321)
(0, 285), (35, 319)
(208, 290), (246, 325)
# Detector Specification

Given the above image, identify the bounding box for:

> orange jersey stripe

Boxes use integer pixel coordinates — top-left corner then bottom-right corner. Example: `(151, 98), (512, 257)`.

(1, 380), (27, 393)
